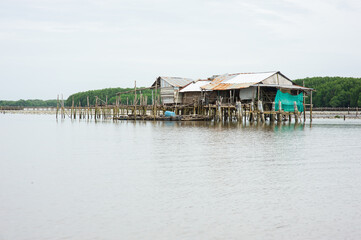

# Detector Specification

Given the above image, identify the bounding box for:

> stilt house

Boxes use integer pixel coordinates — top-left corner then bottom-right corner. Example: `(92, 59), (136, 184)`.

(201, 71), (312, 112)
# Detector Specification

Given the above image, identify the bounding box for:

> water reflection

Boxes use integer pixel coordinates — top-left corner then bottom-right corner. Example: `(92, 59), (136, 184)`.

(146, 120), (307, 132)
(69, 118), (310, 132)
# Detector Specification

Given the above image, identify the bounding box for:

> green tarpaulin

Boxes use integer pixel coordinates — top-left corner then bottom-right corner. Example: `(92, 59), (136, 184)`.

(275, 90), (304, 112)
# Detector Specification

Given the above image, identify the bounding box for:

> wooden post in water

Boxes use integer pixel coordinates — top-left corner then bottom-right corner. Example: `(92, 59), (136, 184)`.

(303, 82), (306, 122)
(151, 89), (154, 107)
(258, 100), (264, 122)
(250, 101), (254, 122)
(294, 101), (299, 123)
(288, 112), (291, 123)
(95, 96), (98, 120)
(126, 97), (128, 115)
(244, 104), (247, 122)
(227, 104), (230, 121)
(87, 96), (90, 119)
(61, 94), (65, 119)
(271, 102), (275, 122)
(113, 97), (116, 119)
(216, 100), (221, 121)
(134, 81), (137, 120)
(118, 96), (120, 117)
(79, 101), (81, 119)
(145, 96), (148, 116)
(71, 97), (74, 119)
(153, 93), (156, 120)
(236, 101), (242, 122)
(73, 100), (77, 119)
(310, 91), (313, 122)
(56, 95), (59, 120)
(277, 100), (282, 122)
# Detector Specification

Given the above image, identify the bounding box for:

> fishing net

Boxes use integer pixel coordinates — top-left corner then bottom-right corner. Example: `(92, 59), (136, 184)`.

(275, 90), (304, 112)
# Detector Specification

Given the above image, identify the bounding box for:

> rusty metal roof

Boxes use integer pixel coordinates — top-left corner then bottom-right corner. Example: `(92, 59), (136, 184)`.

(201, 72), (278, 90)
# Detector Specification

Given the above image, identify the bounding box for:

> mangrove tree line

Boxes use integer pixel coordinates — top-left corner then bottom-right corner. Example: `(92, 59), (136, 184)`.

(294, 77), (361, 107)
(65, 87), (154, 106)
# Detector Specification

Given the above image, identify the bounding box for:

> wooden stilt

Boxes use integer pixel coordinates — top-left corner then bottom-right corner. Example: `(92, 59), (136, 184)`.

(310, 91), (313, 122)
(294, 101), (299, 123)
(250, 101), (255, 122)
(271, 102), (275, 122)
(79, 101), (81, 119)
(258, 100), (264, 122)
(56, 95), (59, 120)
(95, 96), (98, 120)
(71, 97), (74, 119)
(277, 100), (282, 122)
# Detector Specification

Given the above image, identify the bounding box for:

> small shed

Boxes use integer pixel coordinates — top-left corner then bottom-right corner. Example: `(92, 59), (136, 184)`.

(151, 76), (193, 104)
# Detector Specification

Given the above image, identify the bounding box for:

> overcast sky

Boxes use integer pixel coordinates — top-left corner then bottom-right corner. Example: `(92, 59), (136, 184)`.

(1, 0), (361, 100)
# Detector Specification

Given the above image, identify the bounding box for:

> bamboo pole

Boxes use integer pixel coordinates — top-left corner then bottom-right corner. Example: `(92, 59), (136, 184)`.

(154, 80), (157, 119)
(71, 97), (74, 119)
(294, 101), (299, 123)
(250, 101), (254, 122)
(303, 82), (306, 122)
(73, 100), (77, 119)
(310, 91), (313, 122)
(134, 81), (137, 120)
(258, 100), (265, 122)
(87, 96), (90, 119)
(236, 101), (241, 122)
(288, 112), (291, 122)
(61, 94), (65, 119)
(271, 101), (275, 122)
(277, 100), (282, 122)
(56, 95), (59, 120)
(228, 104), (231, 121)
(95, 96), (98, 120)
(79, 101), (81, 119)
(244, 104), (247, 122)
(126, 97), (129, 115)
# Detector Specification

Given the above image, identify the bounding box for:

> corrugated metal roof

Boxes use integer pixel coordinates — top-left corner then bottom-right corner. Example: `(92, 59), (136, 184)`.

(179, 80), (211, 93)
(160, 76), (193, 87)
(201, 72), (278, 90)
(226, 72), (277, 83)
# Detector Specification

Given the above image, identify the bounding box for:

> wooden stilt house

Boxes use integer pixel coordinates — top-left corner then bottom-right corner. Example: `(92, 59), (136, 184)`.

(201, 71), (313, 112)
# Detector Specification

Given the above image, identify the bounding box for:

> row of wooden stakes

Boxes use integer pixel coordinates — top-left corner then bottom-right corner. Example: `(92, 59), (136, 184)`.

(56, 99), (312, 123)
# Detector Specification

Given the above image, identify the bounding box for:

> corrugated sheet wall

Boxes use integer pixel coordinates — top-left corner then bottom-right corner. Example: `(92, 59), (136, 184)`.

(161, 87), (175, 104)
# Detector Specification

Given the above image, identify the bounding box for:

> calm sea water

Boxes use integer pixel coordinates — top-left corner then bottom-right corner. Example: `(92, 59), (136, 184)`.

(1, 114), (361, 240)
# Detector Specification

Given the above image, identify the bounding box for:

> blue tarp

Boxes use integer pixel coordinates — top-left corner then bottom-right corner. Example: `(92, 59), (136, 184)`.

(164, 111), (176, 117)
(275, 90), (304, 112)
